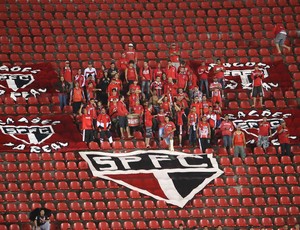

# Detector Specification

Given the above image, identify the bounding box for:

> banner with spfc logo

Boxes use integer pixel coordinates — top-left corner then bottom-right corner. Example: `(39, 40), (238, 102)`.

(80, 150), (224, 208)
(0, 63), (58, 100)
(0, 115), (86, 153)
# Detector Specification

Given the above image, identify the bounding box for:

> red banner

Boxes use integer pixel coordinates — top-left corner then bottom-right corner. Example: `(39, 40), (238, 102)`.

(0, 115), (86, 153)
(222, 108), (299, 146)
(188, 61), (292, 91)
(0, 63), (57, 100)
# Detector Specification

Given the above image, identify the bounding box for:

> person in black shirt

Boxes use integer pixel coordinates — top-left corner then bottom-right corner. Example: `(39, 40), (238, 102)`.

(107, 61), (119, 80)
(97, 70), (111, 105)
(55, 76), (71, 110)
(34, 209), (50, 230)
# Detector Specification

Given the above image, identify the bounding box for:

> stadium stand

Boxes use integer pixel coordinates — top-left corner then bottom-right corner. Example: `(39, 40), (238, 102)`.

(0, 0), (300, 229)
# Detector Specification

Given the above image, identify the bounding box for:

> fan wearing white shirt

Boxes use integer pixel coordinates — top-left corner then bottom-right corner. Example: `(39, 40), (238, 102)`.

(84, 62), (97, 81)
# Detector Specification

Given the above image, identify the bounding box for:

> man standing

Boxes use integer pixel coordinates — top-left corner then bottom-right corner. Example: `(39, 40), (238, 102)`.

(125, 60), (138, 85)
(125, 43), (137, 65)
(140, 60), (152, 99)
(74, 69), (85, 89)
(210, 77), (222, 107)
(84, 61), (97, 81)
(232, 125), (246, 159)
(188, 106), (198, 147)
(70, 82), (85, 115)
(197, 116), (211, 153)
(144, 104), (153, 148)
(163, 116), (176, 151)
(169, 43), (181, 70)
(220, 114), (234, 152)
(117, 95), (133, 139)
(166, 60), (177, 81)
(79, 104), (94, 144)
(197, 61), (209, 97)
(277, 120), (292, 157)
(61, 60), (72, 84)
(97, 108), (113, 145)
(55, 76), (70, 110)
(251, 65), (264, 107)
(213, 59), (226, 97)
(257, 116), (271, 150)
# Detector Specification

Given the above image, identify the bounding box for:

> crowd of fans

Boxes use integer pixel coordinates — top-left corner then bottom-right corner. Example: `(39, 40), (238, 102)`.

(55, 42), (292, 157)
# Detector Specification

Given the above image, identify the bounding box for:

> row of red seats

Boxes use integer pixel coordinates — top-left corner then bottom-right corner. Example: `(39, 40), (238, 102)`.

(227, 90), (297, 101)
(0, 95), (59, 105)
(227, 99), (298, 110)
(0, 105), (72, 115)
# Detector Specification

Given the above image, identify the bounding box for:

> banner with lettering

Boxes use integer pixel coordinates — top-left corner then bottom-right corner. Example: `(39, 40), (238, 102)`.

(0, 63), (57, 100)
(188, 61), (292, 91)
(0, 115), (86, 153)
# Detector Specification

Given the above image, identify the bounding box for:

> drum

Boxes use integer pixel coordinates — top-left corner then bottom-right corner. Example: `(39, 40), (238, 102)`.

(127, 114), (140, 127)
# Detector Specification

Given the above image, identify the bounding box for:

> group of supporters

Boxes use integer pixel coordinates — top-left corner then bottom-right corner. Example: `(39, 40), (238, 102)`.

(55, 43), (292, 157)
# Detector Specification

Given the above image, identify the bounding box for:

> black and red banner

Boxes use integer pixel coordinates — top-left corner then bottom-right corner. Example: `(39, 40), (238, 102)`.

(0, 63), (57, 100)
(0, 115), (86, 153)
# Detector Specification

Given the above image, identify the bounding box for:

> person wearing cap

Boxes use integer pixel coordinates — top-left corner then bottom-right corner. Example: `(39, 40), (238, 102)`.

(251, 64), (264, 107)
(273, 23), (291, 54)
(169, 43), (181, 70)
(232, 125), (246, 159)
(220, 114), (234, 152)
(197, 116), (211, 153)
(125, 43), (137, 65)
(84, 61), (97, 81)
(277, 120), (292, 157)
(257, 116), (271, 150)
(61, 60), (72, 83)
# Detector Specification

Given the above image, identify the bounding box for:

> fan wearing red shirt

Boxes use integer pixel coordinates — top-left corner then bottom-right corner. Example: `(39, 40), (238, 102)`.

(188, 73), (199, 99)
(206, 106), (217, 145)
(117, 96), (133, 139)
(257, 116), (271, 150)
(132, 100), (144, 123)
(125, 43), (137, 65)
(175, 88), (189, 110)
(144, 104), (153, 148)
(86, 98), (97, 127)
(213, 59), (226, 97)
(117, 53), (129, 78)
(213, 102), (222, 128)
(79, 104), (94, 144)
(151, 76), (163, 97)
(273, 23), (291, 54)
(153, 62), (164, 79)
(107, 78), (121, 97)
(140, 61), (152, 99)
(74, 69), (85, 88)
(174, 102), (186, 147)
(164, 77), (178, 97)
(177, 67), (188, 91)
(200, 95), (212, 116)
(155, 108), (168, 140)
(232, 125), (246, 159)
(277, 120), (291, 156)
(220, 114), (234, 151)
(107, 89), (119, 107)
(158, 95), (171, 113)
(251, 65), (264, 107)
(210, 78), (222, 107)
(197, 61), (209, 97)
(97, 108), (113, 144)
(169, 43), (180, 70)
(166, 60), (177, 81)
(70, 82), (85, 115)
(61, 60), (72, 83)
(197, 116), (211, 153)
(188, 106), (198, 147)
(125, 60), (138, 85)
(163, 116), (176, 151)
(190, 96), (202, 117)
(128, 90), (139, 111)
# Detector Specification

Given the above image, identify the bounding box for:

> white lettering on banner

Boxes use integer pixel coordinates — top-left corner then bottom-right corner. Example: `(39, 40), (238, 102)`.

(0, 65), (40, 74)
(80, 150), (224, 208)
(227, 109), (297, 145)
(0, 116), (70, 153)
(206, 62), (279, 91)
